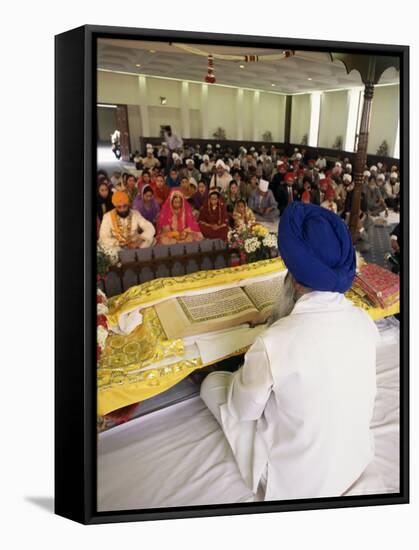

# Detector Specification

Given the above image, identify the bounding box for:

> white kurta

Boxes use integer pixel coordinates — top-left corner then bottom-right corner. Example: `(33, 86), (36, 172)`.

(383, 181), (400, 198)
(209, 172), (233, 193)
(99, 209), (155, 251)
(200, 291), (380, 501)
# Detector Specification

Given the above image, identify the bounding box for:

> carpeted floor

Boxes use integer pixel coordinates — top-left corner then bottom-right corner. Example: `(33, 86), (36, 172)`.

(361, 222), (397, 268)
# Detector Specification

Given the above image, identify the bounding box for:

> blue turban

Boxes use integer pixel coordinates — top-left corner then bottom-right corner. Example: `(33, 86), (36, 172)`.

(278, 202), (356, 293)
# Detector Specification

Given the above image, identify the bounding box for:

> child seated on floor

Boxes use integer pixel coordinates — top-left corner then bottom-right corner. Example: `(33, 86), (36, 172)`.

(233, 199), (256, 230)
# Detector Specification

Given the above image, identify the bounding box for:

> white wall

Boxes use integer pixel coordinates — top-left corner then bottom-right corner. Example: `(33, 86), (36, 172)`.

(189, 109), (202, 138)
(97, 71), (400, 157)
(259, 93), (286, 142)
(242, 90), (254, 140)
(318, 90), (348, 149)
(188, 83), (202, 110)
(97, 70), (286, 142)
(289, 84), (399, 158)
(97, 71), (139, 104)
(207, 85), (237, 139)
(368, 84), (400, 156)
(147, 106), (181, 138)
(290, 94), (310, 144)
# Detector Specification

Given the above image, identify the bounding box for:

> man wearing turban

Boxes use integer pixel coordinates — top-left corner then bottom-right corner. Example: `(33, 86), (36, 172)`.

(201, 202), (380, 501)
(99, 190), (155, 251)
(209, 159), (233, 193)
(247, 179), (279, 221)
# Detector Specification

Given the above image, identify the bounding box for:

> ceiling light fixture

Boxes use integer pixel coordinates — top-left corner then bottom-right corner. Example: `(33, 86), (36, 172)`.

(149, 49), (156, 53)
(271, 83), (276, 87)
(239, 65), (245, 69)
(307, 77), (312, 81)
(135, 63), (141, 67)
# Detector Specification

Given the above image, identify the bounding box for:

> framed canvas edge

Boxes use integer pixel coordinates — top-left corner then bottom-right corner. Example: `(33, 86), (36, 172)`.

(54, 24), (410, 525)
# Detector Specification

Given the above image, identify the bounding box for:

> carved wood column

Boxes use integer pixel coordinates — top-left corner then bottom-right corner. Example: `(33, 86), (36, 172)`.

(349, 81), (374, 239)
(284, 95), (292, 149)
(330, 53), (399, 241)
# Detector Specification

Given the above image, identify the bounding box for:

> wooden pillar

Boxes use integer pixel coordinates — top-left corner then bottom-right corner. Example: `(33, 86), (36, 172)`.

(349, 81), (374, 240)
(284, 95), (292, 149)
(329, 52), (399, 240)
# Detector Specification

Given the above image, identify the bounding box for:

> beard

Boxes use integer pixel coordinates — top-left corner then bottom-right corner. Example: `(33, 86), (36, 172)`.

(116, 209), (130, 218)
(267, 271), (298, 326)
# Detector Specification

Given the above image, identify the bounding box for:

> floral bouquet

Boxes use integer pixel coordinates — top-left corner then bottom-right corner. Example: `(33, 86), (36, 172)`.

(228, 223), (277, 264)
(97, 243), (119, 280)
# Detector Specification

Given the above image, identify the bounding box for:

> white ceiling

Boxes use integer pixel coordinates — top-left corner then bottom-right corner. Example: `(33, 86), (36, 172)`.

(97, 38), (399, 94)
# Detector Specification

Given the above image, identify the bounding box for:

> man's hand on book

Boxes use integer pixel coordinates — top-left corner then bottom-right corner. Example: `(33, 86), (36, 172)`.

(249, 320), (266, 328)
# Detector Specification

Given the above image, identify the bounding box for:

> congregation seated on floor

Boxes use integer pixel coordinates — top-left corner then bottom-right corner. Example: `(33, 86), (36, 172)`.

(97, 141), (401, 267)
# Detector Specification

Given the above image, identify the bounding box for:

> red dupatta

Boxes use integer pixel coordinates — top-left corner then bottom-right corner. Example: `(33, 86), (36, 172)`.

(199, 191), (228, 227)
(151, 180), (170, 206)
(157, 190), (201, 236)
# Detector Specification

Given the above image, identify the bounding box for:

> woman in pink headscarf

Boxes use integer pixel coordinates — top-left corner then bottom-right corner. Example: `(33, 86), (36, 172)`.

(156, 190), (204, 245)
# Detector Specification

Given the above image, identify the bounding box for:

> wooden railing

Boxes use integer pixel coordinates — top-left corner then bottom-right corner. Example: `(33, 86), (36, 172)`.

(99, 239), (231, 297)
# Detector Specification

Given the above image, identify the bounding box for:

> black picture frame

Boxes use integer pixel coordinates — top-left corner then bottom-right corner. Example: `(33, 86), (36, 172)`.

(55, 24), (409, 525)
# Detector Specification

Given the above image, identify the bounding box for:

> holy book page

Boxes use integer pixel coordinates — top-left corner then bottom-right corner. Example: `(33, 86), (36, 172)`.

(155, 287), (261, 339)
(243, 276), (283, 314)
(154, 274), (285, 340)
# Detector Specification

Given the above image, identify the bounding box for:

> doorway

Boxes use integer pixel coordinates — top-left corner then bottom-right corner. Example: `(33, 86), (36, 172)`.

(97, 103), (131, 161)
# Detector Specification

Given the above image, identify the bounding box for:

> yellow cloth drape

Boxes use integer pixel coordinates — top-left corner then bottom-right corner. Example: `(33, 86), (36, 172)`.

(98, 258), (399, 416)
(106, 257), (286, 329)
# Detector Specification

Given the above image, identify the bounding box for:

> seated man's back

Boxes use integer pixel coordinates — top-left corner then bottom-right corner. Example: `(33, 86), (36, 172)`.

(201, 201), (381, 501)
(260, 290), (379, 500)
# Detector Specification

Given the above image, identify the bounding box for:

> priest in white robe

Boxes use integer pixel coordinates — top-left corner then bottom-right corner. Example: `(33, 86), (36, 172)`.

(200, 202), (380, 501)
(99, 191), (155, 252)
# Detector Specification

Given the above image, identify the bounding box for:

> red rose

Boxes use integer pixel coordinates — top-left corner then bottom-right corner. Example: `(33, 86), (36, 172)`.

(97, 314), (108, 329)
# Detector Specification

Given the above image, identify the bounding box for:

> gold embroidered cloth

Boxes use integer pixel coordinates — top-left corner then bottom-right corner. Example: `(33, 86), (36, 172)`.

(98, 258), (399, 416)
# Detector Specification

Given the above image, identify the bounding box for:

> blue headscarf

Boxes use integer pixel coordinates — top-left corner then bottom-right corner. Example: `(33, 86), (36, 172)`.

(278, 202), (356, 293)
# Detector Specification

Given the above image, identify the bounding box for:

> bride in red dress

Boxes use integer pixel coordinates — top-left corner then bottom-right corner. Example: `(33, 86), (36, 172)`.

(156, 190), (204, 245)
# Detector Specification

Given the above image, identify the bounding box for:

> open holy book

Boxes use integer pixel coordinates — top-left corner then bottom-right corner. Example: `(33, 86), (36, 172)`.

(154, 276), (284, 339)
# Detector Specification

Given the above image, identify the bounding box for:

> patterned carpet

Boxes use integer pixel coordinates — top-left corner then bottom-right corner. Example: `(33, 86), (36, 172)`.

(362, 222), (397, 268)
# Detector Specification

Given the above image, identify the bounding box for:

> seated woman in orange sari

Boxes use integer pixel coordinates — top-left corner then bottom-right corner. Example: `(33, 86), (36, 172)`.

(198, 190), (229, 241)
(156, 190), (204, 245)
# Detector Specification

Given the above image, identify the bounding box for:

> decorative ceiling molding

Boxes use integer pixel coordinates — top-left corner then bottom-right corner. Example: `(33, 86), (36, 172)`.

(330, 53), (400, 85)
(97, 39), (400, 94)
(172, 42), (295, 62)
